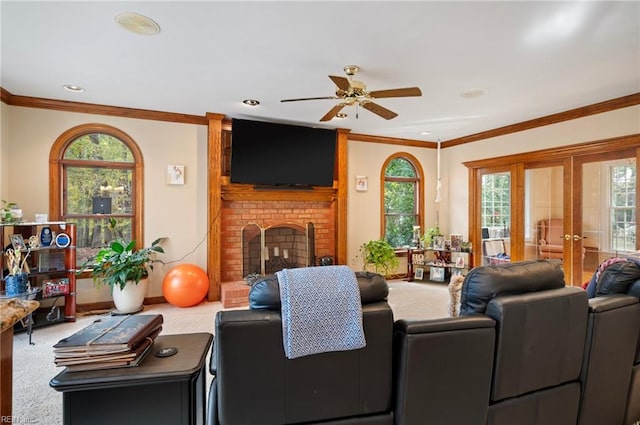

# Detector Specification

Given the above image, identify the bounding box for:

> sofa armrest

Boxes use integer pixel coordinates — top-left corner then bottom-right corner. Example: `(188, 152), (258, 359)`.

(393, 316), (495, 425)
(588, 294), (639, 313)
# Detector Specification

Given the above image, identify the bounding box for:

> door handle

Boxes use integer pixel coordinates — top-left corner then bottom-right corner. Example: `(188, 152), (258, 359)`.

(573, 235), (585, 241)
(564, 234), (571, 240)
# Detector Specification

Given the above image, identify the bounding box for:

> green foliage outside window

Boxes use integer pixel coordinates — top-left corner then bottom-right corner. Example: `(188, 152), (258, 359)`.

(384, 157), (419, 247)
(63, 133), (135, 263)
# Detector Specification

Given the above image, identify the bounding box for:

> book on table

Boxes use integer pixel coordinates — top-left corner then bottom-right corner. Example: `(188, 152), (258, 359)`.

(53, 314), (163, 354)
(58, 334), (157, 372)
(53, 314), (163, 371)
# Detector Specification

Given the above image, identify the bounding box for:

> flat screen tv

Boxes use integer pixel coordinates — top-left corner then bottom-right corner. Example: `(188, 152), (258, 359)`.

(230, 118), (337, 187)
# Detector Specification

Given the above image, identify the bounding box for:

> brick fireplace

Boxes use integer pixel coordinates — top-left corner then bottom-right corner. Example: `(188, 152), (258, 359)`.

(220, 200), (336, 282)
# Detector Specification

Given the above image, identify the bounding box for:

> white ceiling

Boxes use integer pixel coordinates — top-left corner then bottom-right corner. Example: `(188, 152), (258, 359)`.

(1, 1), (639, 142)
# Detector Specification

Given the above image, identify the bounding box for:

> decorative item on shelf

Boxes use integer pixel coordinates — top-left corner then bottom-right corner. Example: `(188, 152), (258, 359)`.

(433, 235), (445, 250)
(411, 226), (421, 248)
(359, 239), (399, 278)
(55, 232), (71, 248)
(40, 226), (53, 247)
(414, 267), (424, 280)
(10, 234), (27, 251)
(1, 200), (23, 223)
(421, 226), (440, 249)
(429, 266), (446, 282)
(450, 234), (463, 251)
(3, 247), (31, 296)
(78, 218), (165, 314)
(28, 235), (40, 249)
(461, 241), (473, 253)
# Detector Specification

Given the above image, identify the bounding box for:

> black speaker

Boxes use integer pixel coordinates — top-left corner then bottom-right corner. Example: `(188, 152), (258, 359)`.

(481, 227), (490, 239)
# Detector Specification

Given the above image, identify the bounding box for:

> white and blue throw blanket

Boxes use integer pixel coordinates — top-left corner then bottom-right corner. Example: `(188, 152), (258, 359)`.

(277, 265), (366, 359)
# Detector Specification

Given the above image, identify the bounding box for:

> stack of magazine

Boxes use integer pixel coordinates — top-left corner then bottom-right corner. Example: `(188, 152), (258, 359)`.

(53, 314), (163, 372)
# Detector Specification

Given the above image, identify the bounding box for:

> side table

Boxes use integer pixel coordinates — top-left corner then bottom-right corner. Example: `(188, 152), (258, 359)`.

(50, 332), (213, 425)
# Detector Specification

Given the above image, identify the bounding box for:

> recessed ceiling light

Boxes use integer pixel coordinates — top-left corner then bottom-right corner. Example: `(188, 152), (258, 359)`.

(335, 113), (348, 119)
(461, 88), (488, 99)
(63, 85), (84, 93)
(115, 12), (161, 36)
(420, 131), (432, 136)
(243, 99), (260, 106)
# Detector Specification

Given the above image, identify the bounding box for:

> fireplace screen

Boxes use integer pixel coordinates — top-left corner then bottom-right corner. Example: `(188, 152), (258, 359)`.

(241, 222), (315, 277)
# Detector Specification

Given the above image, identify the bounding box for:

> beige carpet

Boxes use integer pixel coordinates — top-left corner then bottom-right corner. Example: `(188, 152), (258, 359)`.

(10, 280), (449, 424)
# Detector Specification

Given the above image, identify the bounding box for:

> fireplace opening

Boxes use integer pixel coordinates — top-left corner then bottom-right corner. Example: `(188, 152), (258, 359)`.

(242, 222), (315, 276)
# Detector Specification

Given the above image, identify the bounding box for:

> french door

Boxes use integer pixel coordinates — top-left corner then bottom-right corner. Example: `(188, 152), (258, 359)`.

(467, 135), (640, 286)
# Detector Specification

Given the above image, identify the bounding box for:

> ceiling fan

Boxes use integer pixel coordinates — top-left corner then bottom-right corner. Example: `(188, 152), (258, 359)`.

(281, 65), (422, 122)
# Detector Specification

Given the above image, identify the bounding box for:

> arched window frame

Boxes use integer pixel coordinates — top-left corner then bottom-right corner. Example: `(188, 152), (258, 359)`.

(49, 123), (144, 252)
(380, 152), (425, 245)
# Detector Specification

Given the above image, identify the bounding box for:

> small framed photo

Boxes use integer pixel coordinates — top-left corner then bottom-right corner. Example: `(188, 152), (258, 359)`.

(450, 234), (463, 251)
(430, 266), (446, 282)
(355, 176), (368, 192)
(455, 255), (466, 268)
(10, 234), (27, 251)
(414, 267), (424, 280)
(433, 235), (445, 250)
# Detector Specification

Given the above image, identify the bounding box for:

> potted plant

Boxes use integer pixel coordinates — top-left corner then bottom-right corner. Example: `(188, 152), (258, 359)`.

(359, 239), (399, 278)
(422, 226), (441, 249)
(80, 221), (165, 313)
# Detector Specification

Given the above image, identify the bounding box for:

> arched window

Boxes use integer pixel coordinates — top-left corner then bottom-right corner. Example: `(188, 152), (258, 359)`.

(381, 153), (424, 247)
(49, 124), (143, 264)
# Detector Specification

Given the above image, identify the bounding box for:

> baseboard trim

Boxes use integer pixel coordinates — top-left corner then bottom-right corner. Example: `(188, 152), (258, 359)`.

(77, 296), (167, 313)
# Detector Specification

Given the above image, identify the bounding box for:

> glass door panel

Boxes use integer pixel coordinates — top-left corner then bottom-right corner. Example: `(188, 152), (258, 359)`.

(578, 159), (636, 286)
(480, 172), (511, 265)
(524, 166), (564, 265)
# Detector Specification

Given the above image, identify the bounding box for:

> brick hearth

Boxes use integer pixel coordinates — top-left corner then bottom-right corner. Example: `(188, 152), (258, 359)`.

(220, 200), (336, 282)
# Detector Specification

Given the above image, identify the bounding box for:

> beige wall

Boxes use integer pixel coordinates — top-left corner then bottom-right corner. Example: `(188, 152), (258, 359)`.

(1, 103), (8, 197)
(445, 105), (640, 239)
(346, 141), (435, 275)
(2, 106), (208, 303)
(2, 103), (639, 302)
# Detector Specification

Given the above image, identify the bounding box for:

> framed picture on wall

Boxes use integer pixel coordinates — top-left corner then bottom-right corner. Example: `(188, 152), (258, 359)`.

(356, 176), (368, 192)
(414, 267), (424, 280)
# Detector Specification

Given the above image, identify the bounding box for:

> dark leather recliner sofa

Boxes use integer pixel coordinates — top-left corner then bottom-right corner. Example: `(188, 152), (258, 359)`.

(207, 262), (640, 425)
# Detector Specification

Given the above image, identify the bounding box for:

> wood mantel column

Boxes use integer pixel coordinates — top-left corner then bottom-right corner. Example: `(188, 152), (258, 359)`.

(206, 113), (225, 301)
(336, 129), (350, 265)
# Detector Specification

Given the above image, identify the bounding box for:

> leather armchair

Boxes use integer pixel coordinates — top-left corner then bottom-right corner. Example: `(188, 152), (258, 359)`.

(538, 218), (564, 259)
(207, 272), (394, 425)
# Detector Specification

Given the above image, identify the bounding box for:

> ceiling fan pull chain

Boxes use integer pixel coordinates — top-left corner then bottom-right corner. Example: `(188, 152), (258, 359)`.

(356, 102), (359, 119)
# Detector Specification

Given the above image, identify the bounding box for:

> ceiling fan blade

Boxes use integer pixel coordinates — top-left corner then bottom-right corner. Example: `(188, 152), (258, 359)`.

(329, 75), (351, 91)
(319, 104), (346, 122)
(368, 87), (422, 98)
(361, 101), (398, 120)
(281, 96), (337, 102)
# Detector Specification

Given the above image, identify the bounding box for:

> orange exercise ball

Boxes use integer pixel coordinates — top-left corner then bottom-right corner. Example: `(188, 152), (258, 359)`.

(162, 263), (209, 307)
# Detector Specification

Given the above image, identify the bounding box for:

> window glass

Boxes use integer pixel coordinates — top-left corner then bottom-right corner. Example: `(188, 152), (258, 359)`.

(54, 129), (139, 264)
(383, 157), (420, 247)
(481, 173), (511, 233)
(610, 164), (636, 252)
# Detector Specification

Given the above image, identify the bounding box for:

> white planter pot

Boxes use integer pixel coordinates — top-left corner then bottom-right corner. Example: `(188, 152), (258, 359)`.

(112, 278), (148, 314)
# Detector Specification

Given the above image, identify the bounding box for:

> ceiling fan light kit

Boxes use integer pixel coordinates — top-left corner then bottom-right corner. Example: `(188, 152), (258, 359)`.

(281, 64), (422, 122)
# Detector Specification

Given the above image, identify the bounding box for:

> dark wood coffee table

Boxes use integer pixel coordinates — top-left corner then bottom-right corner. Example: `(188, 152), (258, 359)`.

(50, 332), (213, 425)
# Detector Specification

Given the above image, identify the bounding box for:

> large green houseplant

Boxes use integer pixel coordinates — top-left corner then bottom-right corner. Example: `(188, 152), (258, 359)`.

(88, 238), (165, 290)
(360, 239), (399, 278)
(80, 220), (165, 313)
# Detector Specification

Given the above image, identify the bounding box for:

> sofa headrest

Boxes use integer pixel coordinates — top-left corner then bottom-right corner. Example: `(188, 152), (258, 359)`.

(249, 270), (389, 310)
(460, 260), (565, 315)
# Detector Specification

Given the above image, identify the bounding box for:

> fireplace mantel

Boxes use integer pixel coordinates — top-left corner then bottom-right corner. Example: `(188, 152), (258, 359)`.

(221, 183), (337, 202)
